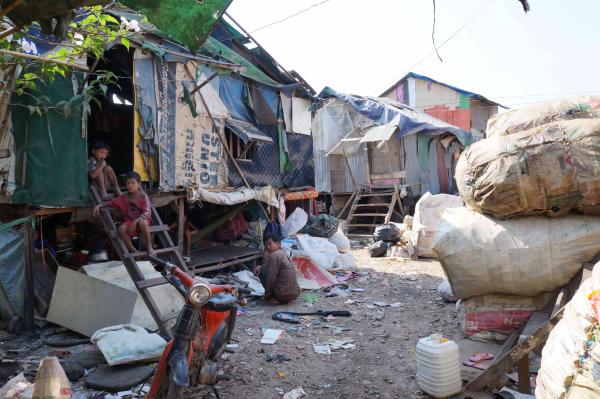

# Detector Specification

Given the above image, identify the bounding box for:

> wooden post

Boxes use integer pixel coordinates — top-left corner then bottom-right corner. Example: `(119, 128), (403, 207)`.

(517, 354), (532, 394)
(22, 220), (35, 331)
(177, 197), (185, 254)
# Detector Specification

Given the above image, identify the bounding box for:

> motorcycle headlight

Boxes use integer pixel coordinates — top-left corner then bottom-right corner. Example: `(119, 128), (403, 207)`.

(188, 282), (211, 305)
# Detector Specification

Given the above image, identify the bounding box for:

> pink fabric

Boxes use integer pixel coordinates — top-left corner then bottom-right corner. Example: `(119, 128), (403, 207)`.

(395, 83), (405, 104)
(437, 141), (449, 194)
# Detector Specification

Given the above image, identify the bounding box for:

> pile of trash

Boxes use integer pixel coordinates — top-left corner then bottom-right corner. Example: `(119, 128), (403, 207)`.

(368, 220), (414, 259)
(427, 97), (600, 345)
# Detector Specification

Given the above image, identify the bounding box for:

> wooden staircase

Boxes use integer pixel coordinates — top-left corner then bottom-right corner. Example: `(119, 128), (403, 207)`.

(90, 186), (188, 337)
(345, 186), (404, 238)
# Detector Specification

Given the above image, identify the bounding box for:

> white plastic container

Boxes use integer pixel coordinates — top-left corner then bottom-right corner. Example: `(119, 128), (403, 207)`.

(416, 334), (462, 398)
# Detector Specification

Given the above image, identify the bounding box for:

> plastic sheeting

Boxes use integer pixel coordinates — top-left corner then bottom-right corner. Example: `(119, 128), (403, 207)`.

(91, 324), (167, 366)
(318, 87), (472, 145)
(0, 229), (25, 317)
(186, 185), (278, 207)
(225, 119), (273, 144)
(11, 75), (89, 206)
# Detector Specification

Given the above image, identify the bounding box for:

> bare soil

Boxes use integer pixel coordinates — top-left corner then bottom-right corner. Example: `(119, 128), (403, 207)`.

(217, 249), (462, 399)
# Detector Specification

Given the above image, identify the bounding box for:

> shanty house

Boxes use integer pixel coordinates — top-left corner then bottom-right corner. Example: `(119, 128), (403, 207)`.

(380, 72), (505, 140)
(312, 87), (472, 223)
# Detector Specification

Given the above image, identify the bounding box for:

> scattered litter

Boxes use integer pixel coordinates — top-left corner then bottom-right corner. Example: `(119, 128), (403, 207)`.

(344, 299), (357, 305)
(350, 287), (365, 292)
(462, 360), (489, 370)
(313, 344), (332, 355)
(294, 256), (339, 289)
(237, 307), (247, 316)
(275, 388), (285, 395)
(283, 387), (306, 399)
(469, 352), (494, 362)
(246, 310), (265, 317)
(244, 328), (255, 336)
(302, 293), (319, 303)
(261, 329), (284, 344)
(276, 371), (286, 378)
(437, 280), (458, 302)
(0, 373), (33, 399)
(226, 344), (239, 350)
(314, 339), (356, 354)
(265, 353), (292, 363)
(233, 270), (265, 297)
(390, 302), (402, 308)
(272, 312), (300, 324)
(373, 302), (388, 307)
(325, 286), (350, 298)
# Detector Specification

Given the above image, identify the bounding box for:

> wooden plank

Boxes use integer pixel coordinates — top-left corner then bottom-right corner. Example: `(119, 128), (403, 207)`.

(351, 213), (387, 217)
(335, 190), (356, 220)
(346, 223), (380, 227)
(358, 192), (394, 197)
(370, 171), (407, 180)
(517, 355), (531, 394)
(385, 186), (399, 224)
(25, 207), (78, 216)
(177, 197), (185, 253)
(148, 225), (170, 233)
(465, 307), (564, 392)
(131, 246), (179, 259)
(354, 203), (389, 207)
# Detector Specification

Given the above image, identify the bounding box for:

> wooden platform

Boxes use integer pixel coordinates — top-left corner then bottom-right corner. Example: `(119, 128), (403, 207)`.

(188, 245), (263, 274)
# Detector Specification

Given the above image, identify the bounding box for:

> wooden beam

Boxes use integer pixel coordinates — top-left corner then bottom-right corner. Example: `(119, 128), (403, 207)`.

(517, 355), (531, 394)
(25, 207), (78, 216)
(0, 49), (90, 72)
(465, 307), (564, 392)
(177, 197), (185, 254)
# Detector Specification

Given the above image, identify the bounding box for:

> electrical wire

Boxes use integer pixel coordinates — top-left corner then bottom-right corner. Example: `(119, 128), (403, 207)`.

(378, 0), (498, 95)
(248, 0), (335, 34)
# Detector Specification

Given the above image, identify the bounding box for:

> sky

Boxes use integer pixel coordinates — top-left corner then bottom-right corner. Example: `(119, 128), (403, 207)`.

(227, 0), (600, 109)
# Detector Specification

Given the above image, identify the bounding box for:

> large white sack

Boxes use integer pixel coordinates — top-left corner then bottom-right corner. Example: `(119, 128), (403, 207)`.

(295, 234), (339, 269)
(536, 262), (600, 399)
(487, 95), (600, 137)
(432, 207), (600, 298)
(411, 192), (463, 258)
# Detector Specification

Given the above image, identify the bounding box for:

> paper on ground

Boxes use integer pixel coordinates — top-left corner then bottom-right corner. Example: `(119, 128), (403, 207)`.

(261, 329), (283, 344)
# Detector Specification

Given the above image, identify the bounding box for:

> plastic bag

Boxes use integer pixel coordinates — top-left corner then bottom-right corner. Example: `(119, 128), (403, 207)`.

(296, 234), (339, 269)
(369, 241), (388, 258)
(373, 223), (401, 243)
(333, 252), (356, 270)
(283, 207), (308, 238)
(328, 230), (351, 252)
(437, 280), (457, 302)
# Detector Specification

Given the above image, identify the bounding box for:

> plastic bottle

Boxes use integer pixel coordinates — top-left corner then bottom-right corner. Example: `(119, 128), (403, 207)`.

(416, 334), (462, 398)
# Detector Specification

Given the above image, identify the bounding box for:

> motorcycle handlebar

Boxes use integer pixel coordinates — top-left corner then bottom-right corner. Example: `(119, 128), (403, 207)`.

(146, 255), (174, 272)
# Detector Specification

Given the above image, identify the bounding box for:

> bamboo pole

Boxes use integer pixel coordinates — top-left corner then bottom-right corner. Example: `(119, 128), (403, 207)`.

(0, 49), (90, 72)
(0, 26), (18, 40)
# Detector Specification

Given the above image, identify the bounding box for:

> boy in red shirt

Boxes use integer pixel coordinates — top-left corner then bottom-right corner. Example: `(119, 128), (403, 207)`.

(93, 171), (154, 256)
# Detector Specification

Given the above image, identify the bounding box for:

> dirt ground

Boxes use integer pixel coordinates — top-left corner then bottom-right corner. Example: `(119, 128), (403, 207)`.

(0, 248), (467, 399)
(217, 248), (463, 399)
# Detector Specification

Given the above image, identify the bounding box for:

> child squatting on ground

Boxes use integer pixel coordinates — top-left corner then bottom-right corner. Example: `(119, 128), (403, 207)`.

(88, 141), (122, 199)
(253, 233), (300, 304)
(93, 171), (154, 256)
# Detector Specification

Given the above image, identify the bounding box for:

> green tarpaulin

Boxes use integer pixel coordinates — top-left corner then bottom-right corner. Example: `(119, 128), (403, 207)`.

(11, 76), (89, 206)
(118, 0), (232, 53)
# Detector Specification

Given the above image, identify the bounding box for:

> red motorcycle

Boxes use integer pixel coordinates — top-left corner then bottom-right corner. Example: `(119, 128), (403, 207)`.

(145, 256), (249, 398)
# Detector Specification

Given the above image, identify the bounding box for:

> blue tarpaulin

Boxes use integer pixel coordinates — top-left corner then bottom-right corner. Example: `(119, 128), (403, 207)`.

(225, 119), (273, 144)
(317, 87), (473, 145)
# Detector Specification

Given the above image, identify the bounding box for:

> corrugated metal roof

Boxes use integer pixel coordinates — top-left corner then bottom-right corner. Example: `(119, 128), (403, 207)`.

(360, 124), (398, 143)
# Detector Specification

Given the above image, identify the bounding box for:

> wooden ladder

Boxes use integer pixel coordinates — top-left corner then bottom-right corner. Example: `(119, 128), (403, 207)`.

(346, 186), (404, 238)
(89, 186), (189, 337)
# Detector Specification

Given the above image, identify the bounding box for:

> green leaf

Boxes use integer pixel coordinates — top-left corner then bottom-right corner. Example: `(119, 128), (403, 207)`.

(120, 37), (130, 50)
(103, 15), (119, 25)
(99, 84), (108, 96)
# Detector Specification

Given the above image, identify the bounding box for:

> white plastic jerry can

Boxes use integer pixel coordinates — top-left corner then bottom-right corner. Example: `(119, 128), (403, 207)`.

(416, 333), (462, 398)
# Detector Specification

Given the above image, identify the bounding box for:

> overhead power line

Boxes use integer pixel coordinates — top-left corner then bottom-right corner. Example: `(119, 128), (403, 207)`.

(249, 0), (334, 34)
